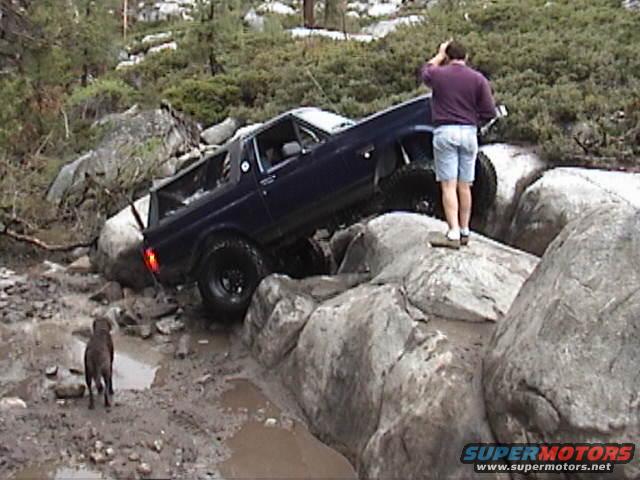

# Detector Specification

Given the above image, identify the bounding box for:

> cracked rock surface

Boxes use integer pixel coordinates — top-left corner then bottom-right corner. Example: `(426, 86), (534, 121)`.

(244, 212), (536, 478)
(484, 204), (640, 479)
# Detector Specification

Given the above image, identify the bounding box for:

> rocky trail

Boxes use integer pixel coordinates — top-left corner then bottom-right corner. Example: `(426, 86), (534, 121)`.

(0, 262), (356, 480)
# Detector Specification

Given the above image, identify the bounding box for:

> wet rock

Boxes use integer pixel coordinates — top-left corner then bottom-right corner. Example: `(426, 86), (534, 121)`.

(139, 324), (153, 339)
(145, 300), (179, 319)
(151, 439), (163, 452)
(0, 397), (27, 410)
(128, 451), (140, 462)
(90, 281), (124, 304)
(477, 144), (546, 241)
(195, 374), (212, 385)
(45, 365), (58, 377)
(92, 195), (152, 289)
(244, 213), (535, 479)
(201, 117), (241, 145)
(117, 308), (141, 327)
(90, 451), (107, 464)
(264, 418), (277, 428)
(67, 255), (93, 274)
(54, 383), (86, 399)
(507, 167), (640, 256)
(137, 462), (152, 477)
(484, 205), (640, 480)
(175, 334), (191, 359)
(156, 316), (185, 335)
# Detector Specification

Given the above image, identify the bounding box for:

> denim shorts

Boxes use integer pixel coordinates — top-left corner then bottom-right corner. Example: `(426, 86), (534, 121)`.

(433, 125), (478, 182)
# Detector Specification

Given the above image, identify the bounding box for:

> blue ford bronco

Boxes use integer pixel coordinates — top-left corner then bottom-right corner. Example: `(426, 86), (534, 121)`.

(142, 95), (501, 317)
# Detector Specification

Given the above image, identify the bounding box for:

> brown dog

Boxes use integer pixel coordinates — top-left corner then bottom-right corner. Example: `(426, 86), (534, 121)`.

(84, 317), (114, 409)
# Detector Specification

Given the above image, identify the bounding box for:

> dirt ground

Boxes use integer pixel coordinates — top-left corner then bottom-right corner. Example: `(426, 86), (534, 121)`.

(0, 259), (357, 480)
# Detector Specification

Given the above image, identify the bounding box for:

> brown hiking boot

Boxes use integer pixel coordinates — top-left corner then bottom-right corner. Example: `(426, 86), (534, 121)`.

(429, 233), (461, 250)
(460, 234), (469, 246)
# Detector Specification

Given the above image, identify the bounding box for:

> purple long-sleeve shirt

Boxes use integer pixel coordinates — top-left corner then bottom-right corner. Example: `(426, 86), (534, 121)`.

(421, 63), (496, 127)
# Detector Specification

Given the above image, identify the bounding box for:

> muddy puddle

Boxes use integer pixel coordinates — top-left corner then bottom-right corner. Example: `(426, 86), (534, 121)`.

(12, 463), (108, 480)
(219, 379), (357, 480)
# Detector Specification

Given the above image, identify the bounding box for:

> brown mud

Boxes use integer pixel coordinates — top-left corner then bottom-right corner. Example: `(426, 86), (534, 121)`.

(0, 263), (357, 480)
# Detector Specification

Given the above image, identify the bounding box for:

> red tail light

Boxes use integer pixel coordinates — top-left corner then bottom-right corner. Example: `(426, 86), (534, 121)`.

(143, 247), (160, 274)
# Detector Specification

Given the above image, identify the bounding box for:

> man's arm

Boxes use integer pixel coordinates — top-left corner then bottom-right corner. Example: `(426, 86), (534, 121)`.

(421, 40), (450, 86)
(477, 77), (497, 125)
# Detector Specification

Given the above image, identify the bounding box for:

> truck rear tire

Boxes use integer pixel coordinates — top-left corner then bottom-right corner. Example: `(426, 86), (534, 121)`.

(472, 151), (497, 213)
(196, 237), (270, 318)
(381, 162), (441, 217)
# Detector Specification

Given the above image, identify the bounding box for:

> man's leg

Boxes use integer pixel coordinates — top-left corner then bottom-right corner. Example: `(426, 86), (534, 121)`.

(457, 181), (472, 232)
(442, 180), (460, 236)
(457, 126), (479, 245)
(431, 127), (461, 248)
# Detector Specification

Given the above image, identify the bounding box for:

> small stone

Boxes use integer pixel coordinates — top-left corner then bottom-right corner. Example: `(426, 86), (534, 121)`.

(197, 339), (209, 345)
(128, 451), (140, 462)
(105, 447), (115, 458)
(54, 383), (85, 399)
(280, 416), (295, 431)
(67, 255), (93, 274)
(94, 440), (104, 451)
(174, 334), (191, 359)
(156, 316), (185, 335)
(0, 396), (27, 410)
(137, 462), (152, 477)
(90, 281), (124, 304)
(152, 439), (163, 452)
(45, 365), (58, 377)
(139, 324), (153, 339)
(264, 417), (277, 427)
(90, 451), (107, 464)
(195, 374), (212, 385)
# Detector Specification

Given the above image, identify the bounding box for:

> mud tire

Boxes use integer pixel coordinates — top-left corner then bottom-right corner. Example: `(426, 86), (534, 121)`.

(197, 237), (269, 318)
(283, 238), (331, 278)
(381, 162), (441, 217)
(472, 151), (498, 213)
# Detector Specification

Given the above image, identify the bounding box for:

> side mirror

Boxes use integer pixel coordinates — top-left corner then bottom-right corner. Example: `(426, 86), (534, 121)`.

(281, 141), (303, 159)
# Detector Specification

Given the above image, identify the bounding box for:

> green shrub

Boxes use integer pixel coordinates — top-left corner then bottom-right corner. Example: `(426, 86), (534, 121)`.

(67, 78), (139, 122)
(162, 75), (242, 124)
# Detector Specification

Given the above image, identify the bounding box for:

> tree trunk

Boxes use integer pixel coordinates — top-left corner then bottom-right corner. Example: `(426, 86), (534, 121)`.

(303, 0), (315, 28)
(324, 0), (340, 29)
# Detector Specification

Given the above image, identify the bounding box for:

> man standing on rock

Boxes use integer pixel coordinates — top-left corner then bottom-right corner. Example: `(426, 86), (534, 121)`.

(421, 40), (496, 248)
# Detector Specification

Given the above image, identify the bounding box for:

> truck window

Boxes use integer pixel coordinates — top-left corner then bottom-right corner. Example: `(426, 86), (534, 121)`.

(255, 118), (300, 171)
(296, 122), (328, 150)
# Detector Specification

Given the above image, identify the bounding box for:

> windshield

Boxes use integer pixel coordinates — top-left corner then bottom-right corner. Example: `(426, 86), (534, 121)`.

(293, 108), (355, 134)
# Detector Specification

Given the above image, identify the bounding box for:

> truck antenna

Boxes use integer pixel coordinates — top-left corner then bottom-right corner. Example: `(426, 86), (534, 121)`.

(305, 67), (340, 113)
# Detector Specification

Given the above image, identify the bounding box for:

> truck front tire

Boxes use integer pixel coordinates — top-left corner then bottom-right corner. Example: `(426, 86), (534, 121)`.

(196, 237), (269, 318)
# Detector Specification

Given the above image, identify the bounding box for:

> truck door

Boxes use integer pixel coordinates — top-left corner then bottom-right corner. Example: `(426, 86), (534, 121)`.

(253, 116), (347, 234)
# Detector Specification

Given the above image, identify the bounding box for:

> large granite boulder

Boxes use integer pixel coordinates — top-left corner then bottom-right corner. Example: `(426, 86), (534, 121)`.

(91, 195), (151, 289)
(478, 144), (546, 241)
(200, 117), (242, 146)
(484, 204), (640, 479)
(244, 213), (536, 478)
(47, 104), (199, 205)
(507, 167), (640, 256)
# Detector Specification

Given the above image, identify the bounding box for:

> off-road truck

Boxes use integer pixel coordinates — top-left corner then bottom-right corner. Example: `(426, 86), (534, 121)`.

(142, 94), (501, 317)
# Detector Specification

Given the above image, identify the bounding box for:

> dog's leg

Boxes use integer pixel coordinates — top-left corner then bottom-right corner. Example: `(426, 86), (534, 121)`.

(102, 371), (111, 408)
(86, 371), (94, 410)
(108, 365), (114, 395)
